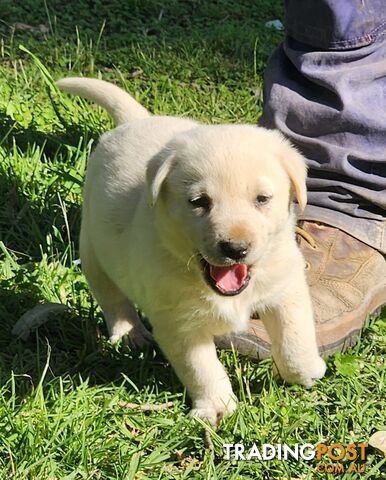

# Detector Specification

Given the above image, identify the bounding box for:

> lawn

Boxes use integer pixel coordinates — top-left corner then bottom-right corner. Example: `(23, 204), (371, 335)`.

(0, 1), (385, 478)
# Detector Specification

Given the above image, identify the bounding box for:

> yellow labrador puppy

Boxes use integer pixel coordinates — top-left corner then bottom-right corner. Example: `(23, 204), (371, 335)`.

(57, 78), (326, 425)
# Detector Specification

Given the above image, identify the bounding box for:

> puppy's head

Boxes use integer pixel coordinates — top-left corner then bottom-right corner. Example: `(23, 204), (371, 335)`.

(147, 125), (306, 296)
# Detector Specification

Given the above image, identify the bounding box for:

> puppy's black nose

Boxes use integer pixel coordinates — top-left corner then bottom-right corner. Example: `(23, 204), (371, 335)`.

(218, 240), (249, 261)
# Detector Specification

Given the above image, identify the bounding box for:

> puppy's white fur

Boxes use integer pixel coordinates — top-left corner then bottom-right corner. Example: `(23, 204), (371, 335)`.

(57, 78), (326, 425)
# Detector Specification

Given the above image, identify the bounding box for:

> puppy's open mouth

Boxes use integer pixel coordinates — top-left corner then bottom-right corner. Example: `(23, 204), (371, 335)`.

(200, 258), (251, 296)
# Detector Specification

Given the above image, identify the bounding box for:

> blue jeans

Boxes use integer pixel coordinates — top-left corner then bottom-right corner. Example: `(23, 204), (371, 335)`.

(260, 0), (386, 253)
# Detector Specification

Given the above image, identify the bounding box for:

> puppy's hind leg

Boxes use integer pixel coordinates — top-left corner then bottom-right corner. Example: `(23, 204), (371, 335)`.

(81, 244), (152, 348)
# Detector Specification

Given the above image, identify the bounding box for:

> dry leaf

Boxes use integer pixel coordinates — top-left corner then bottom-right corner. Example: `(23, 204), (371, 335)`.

(14, 22), (49, 34)
(369, 430), (386, 457)
(12, 303), (69, 340)
(175, 450), (185, 461)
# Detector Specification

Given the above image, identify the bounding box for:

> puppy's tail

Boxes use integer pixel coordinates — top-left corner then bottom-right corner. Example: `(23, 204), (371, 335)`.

(56, 77), (149, 125)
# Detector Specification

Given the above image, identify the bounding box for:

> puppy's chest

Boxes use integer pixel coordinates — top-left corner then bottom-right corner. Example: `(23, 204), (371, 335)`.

(209, 297), (252, 335)
(208, 275), (288, 334)
(124, 269), (252, 335)
(159, 293), (253, 336)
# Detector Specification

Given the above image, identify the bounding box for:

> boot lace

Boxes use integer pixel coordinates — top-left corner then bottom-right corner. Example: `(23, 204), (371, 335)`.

(295, 226), (317, 249)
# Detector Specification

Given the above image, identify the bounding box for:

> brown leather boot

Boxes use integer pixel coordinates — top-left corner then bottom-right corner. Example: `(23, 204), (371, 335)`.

(216, 221), (386, 358)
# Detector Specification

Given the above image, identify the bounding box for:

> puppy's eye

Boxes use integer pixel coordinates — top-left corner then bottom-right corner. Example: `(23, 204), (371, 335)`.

(255, 194), (271, 206)
(189, 195), (211, 211)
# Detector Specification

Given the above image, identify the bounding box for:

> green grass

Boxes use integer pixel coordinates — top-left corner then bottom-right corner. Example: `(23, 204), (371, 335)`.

(0, 1), (385, 478)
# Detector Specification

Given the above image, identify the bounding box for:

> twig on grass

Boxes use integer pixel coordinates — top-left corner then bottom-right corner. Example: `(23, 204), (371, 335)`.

(117, 400), (174, 411)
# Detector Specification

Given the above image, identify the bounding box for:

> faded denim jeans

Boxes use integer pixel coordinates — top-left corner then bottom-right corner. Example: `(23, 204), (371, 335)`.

(260, 0), (386, 253)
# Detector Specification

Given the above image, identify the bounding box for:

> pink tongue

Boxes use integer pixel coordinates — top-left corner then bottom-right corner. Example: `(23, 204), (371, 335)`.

(209, 264), (248, 292)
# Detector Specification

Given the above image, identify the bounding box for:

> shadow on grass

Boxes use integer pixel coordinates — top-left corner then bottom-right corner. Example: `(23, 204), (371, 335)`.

(0, 109), (93, 258)
(0, 281), (181, 400)
(0, 0), (283, 76)
(0, 104), (183, 401)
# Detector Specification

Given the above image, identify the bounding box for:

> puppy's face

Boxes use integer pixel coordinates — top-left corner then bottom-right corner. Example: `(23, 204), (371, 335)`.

(147, 125), (307, 296)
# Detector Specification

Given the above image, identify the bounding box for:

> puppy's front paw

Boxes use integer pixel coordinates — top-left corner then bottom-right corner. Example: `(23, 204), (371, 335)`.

(296, 355), (326, 388)
(110, 322), (153, 349)
(274, 355), (326, 388)
(189, 405), (218, 426)
(189, 395), (237, 426)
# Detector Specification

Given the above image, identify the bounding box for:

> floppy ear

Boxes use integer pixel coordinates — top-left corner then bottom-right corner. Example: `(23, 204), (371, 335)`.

(146, 148), (175, 207)
(279, 145), (308, 211)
